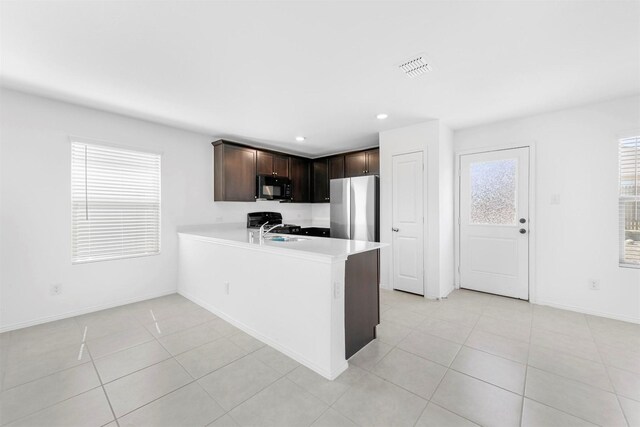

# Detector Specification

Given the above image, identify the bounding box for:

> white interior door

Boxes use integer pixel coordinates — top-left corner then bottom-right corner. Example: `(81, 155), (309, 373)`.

(460, 147), (529, 300)
(392, 152), (424, 295)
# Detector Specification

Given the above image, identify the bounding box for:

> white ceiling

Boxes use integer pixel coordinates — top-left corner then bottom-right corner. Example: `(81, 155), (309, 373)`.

(1, 1), (639, 156)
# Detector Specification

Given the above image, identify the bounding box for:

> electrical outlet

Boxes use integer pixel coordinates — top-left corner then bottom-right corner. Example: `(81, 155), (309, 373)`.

(50, 283), (62, 295)
(588, 279), (600, 290)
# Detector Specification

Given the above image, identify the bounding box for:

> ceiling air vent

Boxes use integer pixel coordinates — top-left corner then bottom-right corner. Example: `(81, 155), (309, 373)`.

(398, 55), (432, 78)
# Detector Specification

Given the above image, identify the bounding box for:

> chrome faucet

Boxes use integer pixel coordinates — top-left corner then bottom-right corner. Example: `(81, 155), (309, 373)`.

(259, 222), (284, 240)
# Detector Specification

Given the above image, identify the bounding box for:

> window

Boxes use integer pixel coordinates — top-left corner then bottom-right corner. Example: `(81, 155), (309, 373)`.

(71, 141), (161, 263)
(470, 158), (518, 225)
(620, 136), (640, 267)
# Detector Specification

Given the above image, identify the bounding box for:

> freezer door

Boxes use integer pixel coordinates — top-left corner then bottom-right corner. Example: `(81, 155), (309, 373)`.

(350, 176), (378, 242)
(330, 178), (350, 239)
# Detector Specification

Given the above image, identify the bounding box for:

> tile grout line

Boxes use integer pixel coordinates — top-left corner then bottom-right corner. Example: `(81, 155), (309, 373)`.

(0, 327), (109, 425)
(84, 302), (276, 423)
(522, 395), (610, 427)
(111, 325), (272, 423)
(379, 294), (535, 426)
(112, 310), (210, 422)
(519, 301), (534, 427)
(585, 315), (632, 427)
(408, 304), (491, 427)
(0, 298), (216, 425)
(183, 348), (280, 413)
(523, 312), (627, 426)
(84, 344), (121, 427)
(4, 291), (637, 427)
(0, 385), (107, 426)
(348, 312), (482, 427)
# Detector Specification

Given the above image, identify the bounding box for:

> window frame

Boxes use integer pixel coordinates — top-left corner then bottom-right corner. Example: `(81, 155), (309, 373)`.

(619, 134), (640, 269)
(70, 137), (162, 264)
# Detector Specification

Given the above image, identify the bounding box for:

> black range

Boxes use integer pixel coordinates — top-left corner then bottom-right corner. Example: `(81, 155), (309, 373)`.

(246, 212), (329, 237)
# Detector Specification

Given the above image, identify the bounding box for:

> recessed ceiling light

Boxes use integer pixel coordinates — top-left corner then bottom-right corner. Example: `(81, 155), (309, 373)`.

(376, 113), (388, 120)
(295, 136), (305, 142)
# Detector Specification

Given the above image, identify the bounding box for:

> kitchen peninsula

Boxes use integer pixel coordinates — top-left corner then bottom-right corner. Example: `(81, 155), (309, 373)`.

(177, 224), (385, 380)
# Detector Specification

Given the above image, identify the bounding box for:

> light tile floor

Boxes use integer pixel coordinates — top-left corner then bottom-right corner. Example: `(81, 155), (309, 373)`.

(0, 289), (638, 426)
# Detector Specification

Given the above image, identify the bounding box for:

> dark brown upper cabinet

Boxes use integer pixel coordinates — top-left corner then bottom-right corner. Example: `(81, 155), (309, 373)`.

(257, 150), (290, 178)
(213, 141), (257, 201)
(312, 158), (330, 203)
(329, 155), (345, 180)
(345, 148), (379, 177)
(345, 151), (366, 177)
(212, 140), (378, 203)
(290, 157), (310, 203)
(365, 148), (380, 175)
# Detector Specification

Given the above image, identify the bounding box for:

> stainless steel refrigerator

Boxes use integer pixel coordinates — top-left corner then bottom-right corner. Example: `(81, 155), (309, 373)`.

(330, 176), (379, 242)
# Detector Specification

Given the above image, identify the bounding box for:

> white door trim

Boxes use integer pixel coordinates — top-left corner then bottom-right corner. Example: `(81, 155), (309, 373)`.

(454, 142), (537, 303)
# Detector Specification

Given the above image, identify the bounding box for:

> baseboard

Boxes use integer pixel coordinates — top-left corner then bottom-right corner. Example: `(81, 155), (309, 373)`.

(379, 282), (392, 290)
(178, 289), (349, 380)
(440, 285), (455, 299)
(535, 299), (640, 325)
(0, 289), (177, 333)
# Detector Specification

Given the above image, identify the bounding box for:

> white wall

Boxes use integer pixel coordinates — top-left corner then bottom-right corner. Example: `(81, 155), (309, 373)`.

(379, 121), (455, 299)
(454, 95), (640, 323)
(311, 203), (330, 226)
(438, 125), (455, 297)
(0, 89), (313, 330)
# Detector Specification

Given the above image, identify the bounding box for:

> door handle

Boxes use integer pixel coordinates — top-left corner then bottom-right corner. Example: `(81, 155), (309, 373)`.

(392, 228), (399, 232)
(519, 228), (527, 234)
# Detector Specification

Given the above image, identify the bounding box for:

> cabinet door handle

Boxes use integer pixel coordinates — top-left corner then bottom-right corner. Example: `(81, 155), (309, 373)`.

(392, 228), (399, 232)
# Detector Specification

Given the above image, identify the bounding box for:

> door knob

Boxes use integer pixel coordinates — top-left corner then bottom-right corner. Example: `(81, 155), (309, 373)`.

(519, 218), (526, 224)
(392, 228), (399, 232)
(519, 228), (527, 234)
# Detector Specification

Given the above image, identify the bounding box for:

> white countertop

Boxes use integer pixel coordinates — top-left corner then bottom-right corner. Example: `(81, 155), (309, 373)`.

(178, 223), (385, 262)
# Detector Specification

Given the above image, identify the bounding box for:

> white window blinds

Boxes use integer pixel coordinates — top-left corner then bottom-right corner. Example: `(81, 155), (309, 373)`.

(619, 136), (640, 266)
(71, 141), (161, 263)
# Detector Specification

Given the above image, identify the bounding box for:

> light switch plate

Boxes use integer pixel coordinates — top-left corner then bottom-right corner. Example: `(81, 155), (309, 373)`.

(333, 282), (342, 298)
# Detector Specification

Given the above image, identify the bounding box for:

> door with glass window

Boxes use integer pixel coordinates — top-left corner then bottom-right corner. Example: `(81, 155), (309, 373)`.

(459, 147), (529, 299)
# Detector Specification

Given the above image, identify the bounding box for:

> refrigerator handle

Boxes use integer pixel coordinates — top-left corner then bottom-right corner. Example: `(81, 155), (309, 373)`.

(348, 180), (354, 240)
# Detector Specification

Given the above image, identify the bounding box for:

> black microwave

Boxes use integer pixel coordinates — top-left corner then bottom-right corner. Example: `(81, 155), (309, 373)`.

(256, 175), (292, 200)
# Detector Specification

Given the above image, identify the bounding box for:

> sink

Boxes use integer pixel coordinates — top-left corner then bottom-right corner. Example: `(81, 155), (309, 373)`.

(263, 235), (310, 242)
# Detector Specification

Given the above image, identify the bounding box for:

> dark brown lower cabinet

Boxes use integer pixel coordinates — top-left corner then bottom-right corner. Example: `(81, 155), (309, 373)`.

(344, 249), (380, 359)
